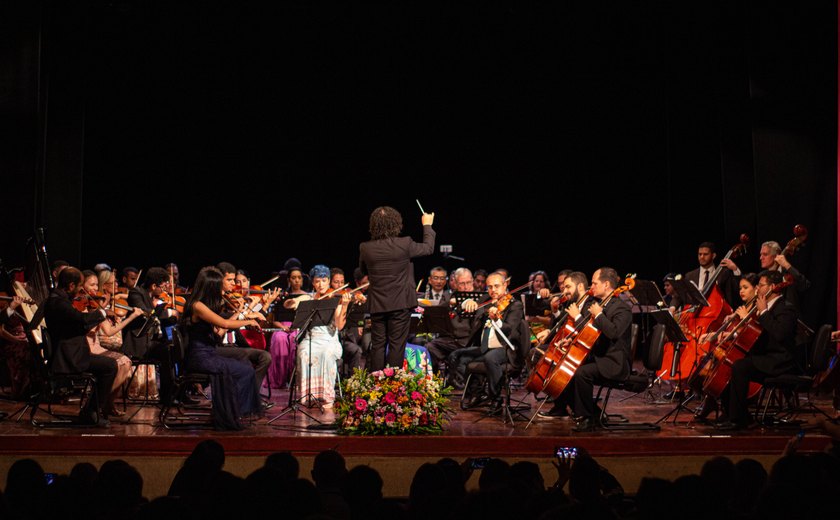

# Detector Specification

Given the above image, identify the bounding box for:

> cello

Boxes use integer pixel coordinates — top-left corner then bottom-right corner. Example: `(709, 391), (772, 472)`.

(525, 289), (591, 395)
(658, 235), (749, 383)
(527, 276), (635, 400)
(701, 277), (794, 398)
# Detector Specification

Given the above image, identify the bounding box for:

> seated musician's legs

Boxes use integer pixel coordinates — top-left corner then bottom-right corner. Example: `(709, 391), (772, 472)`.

(571, 363), (600, 421)
(448, 346), (482, 384)
(425, 336), (460, 375)
(341, 339), (363, 375)
(87, 354), (118, 418)
(728, 357), (761, 427)
(482, 348), (509, 401)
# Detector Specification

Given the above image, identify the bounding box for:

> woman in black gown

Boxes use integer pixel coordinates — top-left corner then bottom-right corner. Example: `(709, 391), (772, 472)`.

(180, 266), (263, 430)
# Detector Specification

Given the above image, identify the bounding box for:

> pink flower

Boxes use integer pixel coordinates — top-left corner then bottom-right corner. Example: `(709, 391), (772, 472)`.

(411, 391), (423, 401)
(385, 413), (396, 424)
(355, 398), (367, 411)
(383, 392), (396, 404)
(383, 367), (395, 377)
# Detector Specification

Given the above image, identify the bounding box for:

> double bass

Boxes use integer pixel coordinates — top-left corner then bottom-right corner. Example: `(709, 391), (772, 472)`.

(526, 277), (635, 399)
(658, 235), (749, 383)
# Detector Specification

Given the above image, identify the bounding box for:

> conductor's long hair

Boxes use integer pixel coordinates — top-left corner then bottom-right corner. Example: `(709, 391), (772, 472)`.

(369, 206), (403, 240)
(181, 266), (225, 327)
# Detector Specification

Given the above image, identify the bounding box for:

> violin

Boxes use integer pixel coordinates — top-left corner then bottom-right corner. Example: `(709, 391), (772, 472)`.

(156, 291), (185, 314)
(72, 291), (105, 312)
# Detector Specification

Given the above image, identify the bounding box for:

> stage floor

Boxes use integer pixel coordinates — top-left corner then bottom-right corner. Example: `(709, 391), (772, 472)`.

(1, 382), (833, 458)
(2, 381), (835, 497)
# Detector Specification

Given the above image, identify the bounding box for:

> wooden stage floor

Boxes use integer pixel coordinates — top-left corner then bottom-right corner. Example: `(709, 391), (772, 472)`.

(1, 382), (833, 459)
(2, 381), (835, 497)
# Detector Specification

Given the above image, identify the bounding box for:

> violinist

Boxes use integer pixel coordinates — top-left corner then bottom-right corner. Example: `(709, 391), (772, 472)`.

(450, 271), (526, 414)
(165, 263), (188, 294)
(215, 262), (272, 396)
(121, 266), (140, 290)
(289, 264), (351, 408)
(535, 271), (592, 418)
(267, 266), (308, 389)
(716, 269), (799, 431)
(0, 294), (30, 399)
(425, 268), (478, 384)
(122, 266), (177, 404)
(43, 267), (116, 426)
(331, 268), (363, 374)
(525, 270), (553, 332)
(96, 269), (129, 351)
(340, 268), (371, 375)
(81, 270), (143, 416)
(562, 268), (632, 432)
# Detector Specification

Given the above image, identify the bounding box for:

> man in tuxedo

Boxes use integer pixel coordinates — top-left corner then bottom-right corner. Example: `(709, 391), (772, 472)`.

(450, 271), (527, 413)
(425, 267), (450, 305)
(726, 240), (810, 312)
(122, 266), (177, 403)
(536, 271), (594, 418)
(671, 242), (740, 309)
(562, 267), (633, 432)
(425, 267), (478, 381)
(359, 206), (435, 371)
(43, 267), (116, 425)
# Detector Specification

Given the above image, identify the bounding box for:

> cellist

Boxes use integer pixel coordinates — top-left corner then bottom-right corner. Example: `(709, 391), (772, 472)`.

(716, 269), (799, 431)
(535, 271), (593, 419)
(562, 268), (632, 432)
(669, 241), (740, 310)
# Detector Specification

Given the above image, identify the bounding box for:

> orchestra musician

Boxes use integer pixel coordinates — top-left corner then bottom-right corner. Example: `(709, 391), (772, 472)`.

(724, 240), (811, 311)
(449, 271), (526, 414)
(0, 295), (30, 399)
(122, 267), (178, 404)
(424, 267), (450, 306)
(473, 269), (488, 292)
(359, 206), (435, 371)
(165, 263), (187, 293)
(266, 266), (308, 389)
(81, 270), (144, 416)
(550, 268), (632, 432)
(670, 242), (740, 309)
(43, 267), (116, 426)
(535, 271), (592, 418)
(180, 266), (263, 430)
(284, 264), (352, 407)
(715, 269), (799, 431)
(333, 268), (366, 375)
(692, 273), (759, 422)
(215, 262), (273, 395)
(525, 270), (553, 336)
(338, 268), (371, 376)
(121, 266), (140, 290)
(424, 267), (478, 385)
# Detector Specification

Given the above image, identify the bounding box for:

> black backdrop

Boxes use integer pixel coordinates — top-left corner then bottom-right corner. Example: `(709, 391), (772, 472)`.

(2, 0), (836, 328)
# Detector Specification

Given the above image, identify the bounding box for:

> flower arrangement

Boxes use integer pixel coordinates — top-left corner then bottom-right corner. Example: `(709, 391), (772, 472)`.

(336, 366), (452, 435)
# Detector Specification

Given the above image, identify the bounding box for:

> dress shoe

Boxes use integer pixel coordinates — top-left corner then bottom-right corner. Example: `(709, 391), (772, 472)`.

(538, 406), (570, 418)
(179, 394), (200, 405)
(572, 417), (596, 432)
(714, 420), (747, 431)
(261, 400), (275, 410)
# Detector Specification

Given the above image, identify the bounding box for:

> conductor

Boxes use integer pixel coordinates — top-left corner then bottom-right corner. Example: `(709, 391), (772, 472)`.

(359, 206), (435, 370)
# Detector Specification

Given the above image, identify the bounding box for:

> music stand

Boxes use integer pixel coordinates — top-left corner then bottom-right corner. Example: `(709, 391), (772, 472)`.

(649, 309), (697, 425)
(670, 278), (710, 309)
(413, 306), (455, 336)
(627, 280), (665, 312)
(267, 298), (338, 424)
